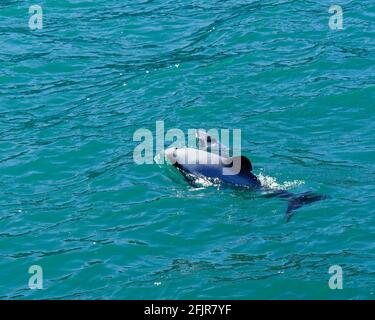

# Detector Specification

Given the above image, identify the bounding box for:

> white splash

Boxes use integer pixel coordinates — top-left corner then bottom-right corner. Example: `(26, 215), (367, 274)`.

(154, 152), (164, 165)
(190, 176), (221, 188)
(257, 172), (304, 190)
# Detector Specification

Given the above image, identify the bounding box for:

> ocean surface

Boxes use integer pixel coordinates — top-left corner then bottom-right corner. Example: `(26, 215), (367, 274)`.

(0, 0), (374, 299)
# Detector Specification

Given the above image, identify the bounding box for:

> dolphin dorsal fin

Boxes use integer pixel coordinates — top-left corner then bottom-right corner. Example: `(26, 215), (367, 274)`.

(225, 155), (253, 172)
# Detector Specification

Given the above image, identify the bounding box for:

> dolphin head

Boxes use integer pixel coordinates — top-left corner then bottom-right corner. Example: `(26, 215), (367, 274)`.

(164, 147), (179, 165)
(165, 147), (229, 167)
(165, 147), (201, 165)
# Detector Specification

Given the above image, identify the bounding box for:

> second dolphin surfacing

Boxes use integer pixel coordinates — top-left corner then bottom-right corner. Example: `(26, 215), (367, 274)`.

(164, 135), (326, 222)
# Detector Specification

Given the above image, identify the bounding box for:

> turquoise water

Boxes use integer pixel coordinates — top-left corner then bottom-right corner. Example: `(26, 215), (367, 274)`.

(1, 0), (374, 299)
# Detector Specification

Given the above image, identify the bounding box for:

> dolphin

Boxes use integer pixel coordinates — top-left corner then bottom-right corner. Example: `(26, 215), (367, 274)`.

(164, 134), (326, 221)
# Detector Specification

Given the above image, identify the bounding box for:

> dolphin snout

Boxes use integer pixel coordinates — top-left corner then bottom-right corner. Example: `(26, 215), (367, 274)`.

(165, 147), (178, 164)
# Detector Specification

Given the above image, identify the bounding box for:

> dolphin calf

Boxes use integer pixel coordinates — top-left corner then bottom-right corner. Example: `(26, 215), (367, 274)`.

(164, 133), (326, 221)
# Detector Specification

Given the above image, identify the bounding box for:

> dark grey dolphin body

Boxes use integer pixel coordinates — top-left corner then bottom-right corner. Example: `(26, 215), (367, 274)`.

(165, 147), (326, 221)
